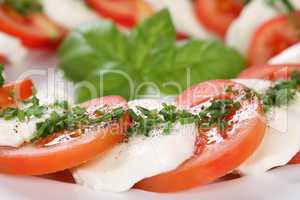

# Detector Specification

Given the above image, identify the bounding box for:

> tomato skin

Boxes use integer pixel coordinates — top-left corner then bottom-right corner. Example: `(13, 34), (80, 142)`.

(248, 12), (300, 66)
(0, 54), (7, 64)
(86, 0), (153, 28)
(194, 0), (243, 37)
(135, 80), (266, 193)
(289, 152), (300, 164)
(239, 64), (300, 80)
(39, 170), (75, 183)
(0, 79), (34, 108)
(0, 96), (130, 175)
(0, 6), (65, 48)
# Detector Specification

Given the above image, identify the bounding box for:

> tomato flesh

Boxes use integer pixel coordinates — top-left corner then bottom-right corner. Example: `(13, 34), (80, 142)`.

(0, 6), (65, 48)
(239, 64), (300, 80)
(0, 79), (34, 108)
(194, 0), (243, 37)
(135, 80), (266, 193)
(0, 96), (130, 175)
(85, 0), (153, 28)
(248, 12), (300, 66)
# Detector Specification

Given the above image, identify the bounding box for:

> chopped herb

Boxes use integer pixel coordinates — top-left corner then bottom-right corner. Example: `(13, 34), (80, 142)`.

(198, 99), (241, 135)
(53, 100), (69, 110)
(0, 64), (4, 87)
(266, 0), (296, 12)
(31, 104), (125, 142)
(127, 99), (242, 138)
(1, 0), (42, 15)
(262, 70), (300, 112)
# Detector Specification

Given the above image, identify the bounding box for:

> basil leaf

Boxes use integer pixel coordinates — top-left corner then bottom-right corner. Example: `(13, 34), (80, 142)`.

(59, 20), (128, 82)
(59, 9), (245, 102)
(145, 40), (245, 94)
(75, 63), (144, 102)
(127, 9), (176, 70)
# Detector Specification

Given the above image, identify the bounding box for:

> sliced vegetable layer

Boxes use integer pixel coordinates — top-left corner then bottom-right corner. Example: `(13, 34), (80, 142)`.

(248, 12), (300, 65)
(0, 5), (65, 48)
(85, 0), (153, 28)
(194, 0), (244, 37)
(135, 80), (266, 192)
(239, 64), (300, 80)
(0, 96), (130, 175)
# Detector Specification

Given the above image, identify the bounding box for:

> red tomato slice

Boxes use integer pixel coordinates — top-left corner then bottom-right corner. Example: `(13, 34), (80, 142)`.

(194, 0), (244, 37)
(39, 170), (75, 183)
(239, 64), (300, 80)
(85, 0), (153, 28)
(0, 6), (65, 48)
(0, 54), (7, 64)
(0, 79), (34, 108)
(135, 80), (266, 192)
(248, 12), (300, 66)
(289, 151), (300, 164)
(0, 96), (130, 175)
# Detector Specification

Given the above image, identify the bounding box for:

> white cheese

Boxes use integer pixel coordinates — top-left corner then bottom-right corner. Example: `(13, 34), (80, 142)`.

(0, 118), (37, 147)
(268, 43), (300, 64)
(41, 0), (99, 29)
(234, 79), (300, 175)
(0, 32), (27, 66)
(0, 95), (72, 148)
(72, 99), (197, 192)
(145, 0), (216, 39)
(226, 0), (300, 56)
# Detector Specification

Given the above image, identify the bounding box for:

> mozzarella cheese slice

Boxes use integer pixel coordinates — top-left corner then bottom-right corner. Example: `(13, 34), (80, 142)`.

(268, 43), (300, 64)
(41, 0), (99, 29)
(0, 92), (72, 147)
(234, 79), (300, 175)
(0, 118), (38, 147)
(72, 99), (197, 192)
(0, 32), (27, 66)
(226, 0), (300, 56)
(145, 0), (216, 39)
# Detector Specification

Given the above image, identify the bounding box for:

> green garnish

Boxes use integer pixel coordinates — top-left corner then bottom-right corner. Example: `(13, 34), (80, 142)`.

(59, 9), (245, 102)
(198, 99), (241, 134)
(31, 105), (125, 142)
(0, 64), (4, 87)
(1, 0), (42, 15)
(127, 99), (242, 138)
(262, 71), (300, 112)
(267, 0), (296, 12)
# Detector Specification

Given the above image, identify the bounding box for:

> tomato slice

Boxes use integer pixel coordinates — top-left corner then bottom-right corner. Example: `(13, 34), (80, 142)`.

(85, 0), (153, 28)
(289, 151), (300, 164)
(0, 96), (130, 175)
(39, 170), (75, 183)
(135, 80), (266, 192)
(0, 6), (65, 48)
(239, 64), (300, 80)
(194, 0), (243, 37)
(248, 12), (300, 66)
(0, 79), (34, 108)
(0, 54), (7, 64)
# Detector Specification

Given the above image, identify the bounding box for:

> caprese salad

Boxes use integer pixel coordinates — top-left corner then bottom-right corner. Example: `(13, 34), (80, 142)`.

(0, 59), (300, 193)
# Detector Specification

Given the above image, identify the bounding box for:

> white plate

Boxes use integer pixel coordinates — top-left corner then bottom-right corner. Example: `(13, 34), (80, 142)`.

(1, 165), (300, 200)
(2, 51), (300, 200)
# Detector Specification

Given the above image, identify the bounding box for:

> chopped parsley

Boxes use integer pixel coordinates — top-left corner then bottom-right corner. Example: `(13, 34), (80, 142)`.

(1, 0), (42, 15)
(0, 64), (4, 87)
(266, 0), (296, 12)
(198, 99), (241, 134)
(127, 99), (242, 138)
(262, 71), (300, 112)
